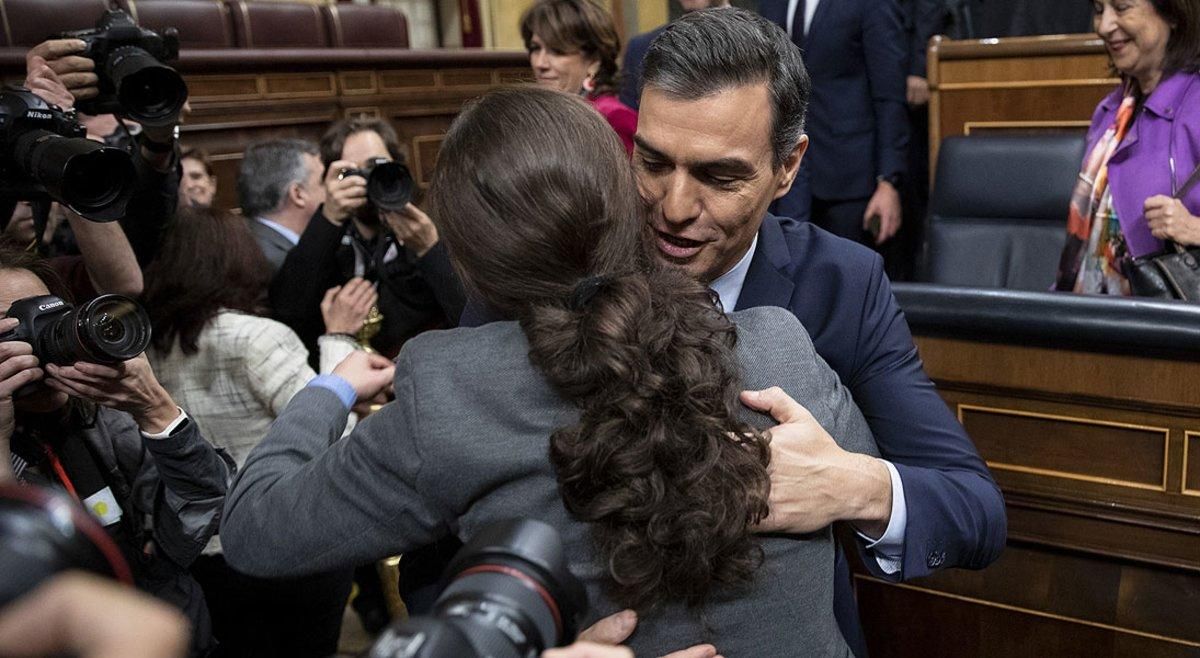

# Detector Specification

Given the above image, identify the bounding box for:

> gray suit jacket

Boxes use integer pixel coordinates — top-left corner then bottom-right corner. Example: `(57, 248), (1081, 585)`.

(248, 218), (295, 277)
(222, 306), (878, 657)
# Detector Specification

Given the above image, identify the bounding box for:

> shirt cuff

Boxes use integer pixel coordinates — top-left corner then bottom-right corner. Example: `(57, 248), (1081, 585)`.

(309, 374), (357, 411)
(140, 407), (189, 440)
(855, 460), (907, 575)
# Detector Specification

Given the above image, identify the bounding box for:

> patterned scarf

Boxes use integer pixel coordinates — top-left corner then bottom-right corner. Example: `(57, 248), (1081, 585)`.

(1055, 90), (1137, 295)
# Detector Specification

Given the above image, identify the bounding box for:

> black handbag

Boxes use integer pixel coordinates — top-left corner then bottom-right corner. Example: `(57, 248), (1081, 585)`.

(1128, 162), (1200, 300)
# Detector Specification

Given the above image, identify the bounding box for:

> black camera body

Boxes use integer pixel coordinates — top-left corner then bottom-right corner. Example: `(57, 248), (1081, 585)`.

(339, 157), (415, 213)
(0, 87), (134, 222)
(0, 294), (151, 367)
(61, 10), (187, 128)
(369, 519), (587, 658)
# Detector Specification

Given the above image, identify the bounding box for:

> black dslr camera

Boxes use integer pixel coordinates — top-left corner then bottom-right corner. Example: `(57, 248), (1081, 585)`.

(0, 294), (151, 367)
(339, 157), (415, 212)
(60, 10), (188, 128)
(0, 87), (135, 222)
(368, 519), (587, 658)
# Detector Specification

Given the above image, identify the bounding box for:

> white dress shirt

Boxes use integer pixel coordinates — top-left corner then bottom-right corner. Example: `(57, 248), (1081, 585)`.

(710, 237), (907, 575)
(785, 0), (822, 37)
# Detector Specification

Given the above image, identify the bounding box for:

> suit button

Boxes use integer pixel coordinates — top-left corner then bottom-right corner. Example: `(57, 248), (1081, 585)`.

(927, 551), (946, 568)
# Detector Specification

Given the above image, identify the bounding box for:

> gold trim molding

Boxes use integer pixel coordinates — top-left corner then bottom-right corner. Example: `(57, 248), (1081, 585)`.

(958, 404), (1170, 492)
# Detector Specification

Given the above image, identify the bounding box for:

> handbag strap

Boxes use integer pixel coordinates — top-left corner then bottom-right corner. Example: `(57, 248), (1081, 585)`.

(1166, 161), (1200, 254)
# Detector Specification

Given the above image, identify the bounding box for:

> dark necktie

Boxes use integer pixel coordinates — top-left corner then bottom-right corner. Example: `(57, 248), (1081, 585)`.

(790, 0), (808, 48)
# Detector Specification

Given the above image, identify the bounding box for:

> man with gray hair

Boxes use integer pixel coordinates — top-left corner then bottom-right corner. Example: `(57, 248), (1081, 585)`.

(237, 139), (326, 276)
(583, 8), (1005, 655)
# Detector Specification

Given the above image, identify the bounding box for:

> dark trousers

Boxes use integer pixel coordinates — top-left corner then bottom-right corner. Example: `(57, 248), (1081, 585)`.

(192, 554), (353, 658)
(812, 196), (872, 244)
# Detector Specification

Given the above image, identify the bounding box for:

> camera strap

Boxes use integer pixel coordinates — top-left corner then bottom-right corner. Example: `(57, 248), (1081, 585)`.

(28, 198), (52, 255)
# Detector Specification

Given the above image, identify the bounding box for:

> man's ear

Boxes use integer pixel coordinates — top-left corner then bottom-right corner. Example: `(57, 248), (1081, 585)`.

(773, 134), (809, 201)
(288, 181), (307, 209)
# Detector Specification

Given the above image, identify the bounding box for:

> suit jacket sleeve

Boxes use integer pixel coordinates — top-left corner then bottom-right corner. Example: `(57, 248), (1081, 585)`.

(119, 137), (180, 267)
(863, 0), (911, 180)
(850, 254), (1006, 580)
(135, 417), (236, 568)
(619, 34), (645, 110)
(415, 241), (466, 325)
(908, 0), (946, 77)
(221, 352), (448, 578)
(269, 208), (347, 359)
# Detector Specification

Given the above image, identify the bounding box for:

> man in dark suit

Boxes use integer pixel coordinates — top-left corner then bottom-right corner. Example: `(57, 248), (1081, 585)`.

(608, 9), (1006, 655)
(759, 0), (909, 248)
(618, 1), (728, 110)
(236, 139), (326, 277)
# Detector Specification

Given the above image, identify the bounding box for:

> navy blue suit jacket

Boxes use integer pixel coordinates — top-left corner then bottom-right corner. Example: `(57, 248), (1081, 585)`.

(760, 0), (910, 213)
(740, 215), (1005, 579)
(618, 26), (663, 110)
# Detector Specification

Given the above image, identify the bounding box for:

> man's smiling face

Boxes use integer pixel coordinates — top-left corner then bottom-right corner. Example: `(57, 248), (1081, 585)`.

(633, 83), (805, 284)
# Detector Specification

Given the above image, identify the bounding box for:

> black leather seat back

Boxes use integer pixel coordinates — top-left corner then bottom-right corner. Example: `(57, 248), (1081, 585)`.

(921, 134), (1086, 291)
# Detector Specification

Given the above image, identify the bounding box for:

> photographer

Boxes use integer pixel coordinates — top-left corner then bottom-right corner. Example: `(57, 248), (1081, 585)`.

(270, 117), (465, 366)
(0, 244), (233, 656)
(24, 37), (182, 267)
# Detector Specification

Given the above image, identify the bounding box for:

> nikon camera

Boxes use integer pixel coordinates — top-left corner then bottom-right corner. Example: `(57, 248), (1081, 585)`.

(60, 10), (188, 128)
(0, 87), (135, 222)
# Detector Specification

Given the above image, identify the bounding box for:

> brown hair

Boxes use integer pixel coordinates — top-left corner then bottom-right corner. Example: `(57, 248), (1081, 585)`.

(520, 0), (622, 97)
(1093, 0), (1200, 75)
(318, 116), (406, 169)
(428, 86), (771, 611)
(141, 207), (271, 355)
(180, 146), (214, 176)
(0, 240), (74, 304)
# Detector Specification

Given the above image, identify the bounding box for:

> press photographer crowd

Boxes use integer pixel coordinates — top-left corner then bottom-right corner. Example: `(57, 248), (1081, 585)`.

(4, 0), (1193, 655)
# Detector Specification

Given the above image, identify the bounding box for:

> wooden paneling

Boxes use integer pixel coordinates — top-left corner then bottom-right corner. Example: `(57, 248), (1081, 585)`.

(0, 48), (528, 210)
(855, 318), (1200, 656)
(928, 34), (1117, 179)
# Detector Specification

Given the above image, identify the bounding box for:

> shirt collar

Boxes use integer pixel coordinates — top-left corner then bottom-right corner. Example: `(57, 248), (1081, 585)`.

(256, 217), (301, 246)
(1143, 71), (1195, 120)
(709, 235), (758, 313)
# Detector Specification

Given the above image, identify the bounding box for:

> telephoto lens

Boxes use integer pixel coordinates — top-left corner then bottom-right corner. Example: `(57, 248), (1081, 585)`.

(13, 129), (135, 222)
(39, 295), (151, 366)
(106, 45), (188, 128)
(368, 519), (588, 658)
(0, 484), (133, 608)
(364, 158), (415, 211)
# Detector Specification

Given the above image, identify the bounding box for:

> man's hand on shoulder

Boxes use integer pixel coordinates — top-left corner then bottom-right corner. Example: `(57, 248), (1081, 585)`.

(741, 387), (892, 538)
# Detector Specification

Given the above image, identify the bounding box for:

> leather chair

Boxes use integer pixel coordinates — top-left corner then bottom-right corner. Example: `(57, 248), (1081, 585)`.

(0, 0), (113, 47)
(225, 0), (330, 48)
(919, 134), (1087, 291)
(116, 0), (236, 49)
(322, 3), (409, 49)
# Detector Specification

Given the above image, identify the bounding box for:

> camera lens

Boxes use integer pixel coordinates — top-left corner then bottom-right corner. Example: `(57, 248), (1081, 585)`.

(40, 295), (151, 366)
(108, 46), (188, 128)
(366, 161), (415, 211)
(369, 519), (587, 658)
(13, 130), (136, 222)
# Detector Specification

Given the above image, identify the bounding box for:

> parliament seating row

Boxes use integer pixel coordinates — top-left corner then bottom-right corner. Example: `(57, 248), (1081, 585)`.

(0, 0), (409, 49)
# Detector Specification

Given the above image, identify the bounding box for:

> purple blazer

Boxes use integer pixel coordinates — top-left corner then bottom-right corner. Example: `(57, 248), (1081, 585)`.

(1090, 71), (1200, 257)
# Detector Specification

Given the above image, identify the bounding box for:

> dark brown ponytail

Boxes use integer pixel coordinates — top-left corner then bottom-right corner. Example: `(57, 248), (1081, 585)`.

(429, 86), (771, 611)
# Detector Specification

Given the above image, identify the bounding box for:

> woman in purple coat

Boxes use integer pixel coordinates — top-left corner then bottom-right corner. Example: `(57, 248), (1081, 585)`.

(1056, 0), (1200, 295)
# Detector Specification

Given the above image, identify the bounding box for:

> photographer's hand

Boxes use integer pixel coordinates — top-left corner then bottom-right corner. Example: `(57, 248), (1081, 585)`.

(0, 322), (44, 482)
(382, 203), (439, 258)
(321, 277), (378, 335)
(0, 572), (189, 658)
(576, 610), (720, 658)
(44, 355), (180, 435)
(332, 350), (395, 403)
(322, 159), (368, 226)
(25, 39), (98, 101)
(24, 56), (75, 109)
